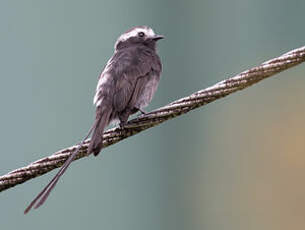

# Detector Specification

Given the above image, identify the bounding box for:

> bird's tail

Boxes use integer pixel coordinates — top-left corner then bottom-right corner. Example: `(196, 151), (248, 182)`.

(24, 124), (95, 214)
(88, 106), (112, 156)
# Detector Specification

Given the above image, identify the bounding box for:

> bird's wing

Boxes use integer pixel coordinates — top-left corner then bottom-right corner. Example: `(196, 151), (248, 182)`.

(111, 48), (156, 112)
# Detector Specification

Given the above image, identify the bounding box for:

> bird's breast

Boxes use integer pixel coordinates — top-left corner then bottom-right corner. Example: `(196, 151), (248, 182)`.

(135, 71), (161, 109)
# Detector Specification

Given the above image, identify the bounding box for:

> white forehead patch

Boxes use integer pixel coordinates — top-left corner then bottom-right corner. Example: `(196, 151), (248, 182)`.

(117, 27), (156, 44)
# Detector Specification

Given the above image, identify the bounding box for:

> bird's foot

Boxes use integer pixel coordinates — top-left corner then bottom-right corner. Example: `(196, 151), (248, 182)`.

(118, 121), (127, 136)
(119, 121), (127, 129)
(138, 108), (147, 115)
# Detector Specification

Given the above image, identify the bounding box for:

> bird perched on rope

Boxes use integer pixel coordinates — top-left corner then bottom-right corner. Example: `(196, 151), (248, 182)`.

(24, 26), (164, 213)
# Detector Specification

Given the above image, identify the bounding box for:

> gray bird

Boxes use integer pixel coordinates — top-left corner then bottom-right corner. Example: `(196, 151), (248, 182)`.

(24, 26), (164, 213)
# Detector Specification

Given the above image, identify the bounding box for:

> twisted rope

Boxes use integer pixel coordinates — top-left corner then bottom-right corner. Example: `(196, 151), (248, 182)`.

(1, 45), (305, 192)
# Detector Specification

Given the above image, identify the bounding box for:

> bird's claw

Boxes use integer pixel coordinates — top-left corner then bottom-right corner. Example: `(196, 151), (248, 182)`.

(138, 108), (147, 115)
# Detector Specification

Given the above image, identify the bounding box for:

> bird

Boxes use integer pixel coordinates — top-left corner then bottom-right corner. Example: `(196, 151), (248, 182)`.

(24, 26), (164, 214)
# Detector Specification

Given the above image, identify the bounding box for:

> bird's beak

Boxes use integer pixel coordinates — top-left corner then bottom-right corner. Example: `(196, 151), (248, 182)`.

(152, 35), (164, 41)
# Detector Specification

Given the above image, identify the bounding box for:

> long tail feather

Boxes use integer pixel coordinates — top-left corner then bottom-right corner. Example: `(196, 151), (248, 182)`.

(24, 125), (95, 214)
(87, 107), (112, 156)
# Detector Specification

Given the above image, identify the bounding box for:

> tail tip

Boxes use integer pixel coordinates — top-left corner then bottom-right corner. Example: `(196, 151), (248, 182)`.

(93, 150), (101, 156)
(88, 145), (102, 156)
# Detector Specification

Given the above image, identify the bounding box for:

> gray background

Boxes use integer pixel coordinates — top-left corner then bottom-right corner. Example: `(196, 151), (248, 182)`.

(1, 0), (305, 229)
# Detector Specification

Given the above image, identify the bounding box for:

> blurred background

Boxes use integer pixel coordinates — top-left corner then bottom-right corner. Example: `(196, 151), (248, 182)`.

(1, 0), (305, 229)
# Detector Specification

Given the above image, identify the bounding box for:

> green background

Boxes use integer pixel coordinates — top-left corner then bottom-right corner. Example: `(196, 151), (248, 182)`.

(1, 0), (305, 229)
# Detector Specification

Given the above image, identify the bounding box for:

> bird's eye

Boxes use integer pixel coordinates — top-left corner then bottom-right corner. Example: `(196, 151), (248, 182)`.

(138, 32), (145, 37)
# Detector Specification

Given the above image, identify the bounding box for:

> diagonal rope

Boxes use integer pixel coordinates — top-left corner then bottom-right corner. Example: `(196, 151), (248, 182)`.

(1, 45), (305, 193)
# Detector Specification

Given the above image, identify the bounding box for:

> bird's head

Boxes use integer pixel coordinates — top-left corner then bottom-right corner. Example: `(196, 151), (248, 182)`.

(115, 26), (164, 51)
